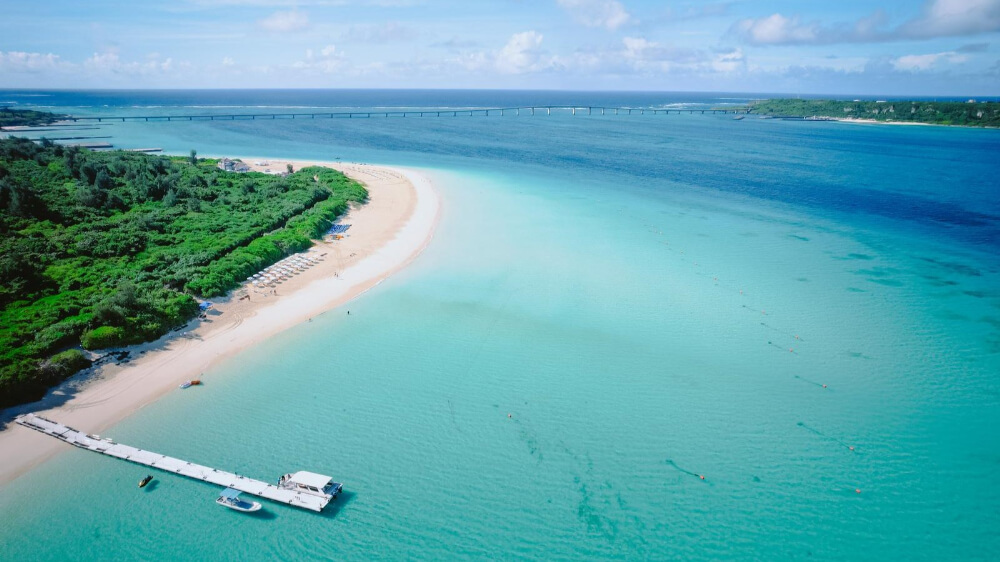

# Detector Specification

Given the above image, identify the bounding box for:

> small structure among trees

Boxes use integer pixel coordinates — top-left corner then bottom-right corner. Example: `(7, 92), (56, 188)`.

(217, 158), (251, 173)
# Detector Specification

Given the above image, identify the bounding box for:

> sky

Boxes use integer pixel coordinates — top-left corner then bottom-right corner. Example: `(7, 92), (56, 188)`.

(1, 0), (999, 95)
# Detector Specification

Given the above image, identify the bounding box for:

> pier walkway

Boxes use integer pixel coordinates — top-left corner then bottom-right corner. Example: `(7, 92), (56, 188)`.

(60, 105), (749, 123)
(15, 413), (332, 512)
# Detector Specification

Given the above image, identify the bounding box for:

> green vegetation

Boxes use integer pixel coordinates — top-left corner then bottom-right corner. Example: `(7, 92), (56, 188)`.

(0, 137), (366, 408)
(0, 108), (67, 129)
(747, 99), (1000, 127)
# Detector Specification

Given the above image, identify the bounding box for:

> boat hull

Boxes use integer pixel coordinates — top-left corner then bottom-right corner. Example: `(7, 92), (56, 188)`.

(216, 497), (262, 512)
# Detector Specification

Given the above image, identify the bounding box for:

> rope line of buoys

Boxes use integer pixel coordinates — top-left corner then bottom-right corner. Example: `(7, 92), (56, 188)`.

(664, 459), (706, 480)
(643, 220), (877, 490)
(794, 375), (828, 389)
(760, 321), (804, 342)
(767, 340), (797, 354)
(797, 422), (856, 452)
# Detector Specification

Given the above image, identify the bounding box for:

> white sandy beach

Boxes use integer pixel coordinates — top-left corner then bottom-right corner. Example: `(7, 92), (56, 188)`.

(0, 160), (439, 485)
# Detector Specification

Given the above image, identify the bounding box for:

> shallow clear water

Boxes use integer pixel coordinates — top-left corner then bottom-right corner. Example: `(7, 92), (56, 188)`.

(2, 91), (999, 560)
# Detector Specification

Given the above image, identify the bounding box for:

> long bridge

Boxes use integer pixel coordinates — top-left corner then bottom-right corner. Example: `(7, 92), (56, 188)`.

(62, 105), (750, 123)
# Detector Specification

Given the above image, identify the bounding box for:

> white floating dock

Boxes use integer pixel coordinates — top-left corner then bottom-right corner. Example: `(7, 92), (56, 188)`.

(15, 413), (334, 512)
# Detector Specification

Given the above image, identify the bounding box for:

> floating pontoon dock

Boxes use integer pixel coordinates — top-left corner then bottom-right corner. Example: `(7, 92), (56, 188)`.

(15, 413), (335, 512)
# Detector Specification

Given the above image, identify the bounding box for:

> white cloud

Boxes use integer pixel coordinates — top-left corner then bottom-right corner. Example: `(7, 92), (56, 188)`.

(555, 37), (742, 78)
(257, 9), (309, 32)
(893, 50), (969, 70)
(731, 0), (1000, 45)
(447, 31), (557, 75)
(557, 0), (633, 30)
(712, 48), (746, 73)
(341, 22), (418, 43)
(900, 0), (1000, 38)
(496, 31), (546, 73)
(85, 52), (120, 71)
(730, 13), (817, 45)
(622, 37), (655, 59)
(222, 56), (235, 66)
(0, 51), (66, 72)
(292, 44), (343, 73)
(84, 52), (175, 74)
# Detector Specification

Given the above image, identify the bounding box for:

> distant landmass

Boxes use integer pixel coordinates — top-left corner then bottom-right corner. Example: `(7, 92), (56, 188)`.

(747, 99), (1000, 127)
(0, 108), (67, 129)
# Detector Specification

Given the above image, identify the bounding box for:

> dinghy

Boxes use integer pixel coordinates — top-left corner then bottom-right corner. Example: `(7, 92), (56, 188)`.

(216, 488), (262, 513)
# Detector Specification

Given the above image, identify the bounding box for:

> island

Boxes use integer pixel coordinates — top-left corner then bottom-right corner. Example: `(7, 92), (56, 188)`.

(0, 108), (69, 129)
(0, 136), (367, 408)
(745, 98), (1000, 127)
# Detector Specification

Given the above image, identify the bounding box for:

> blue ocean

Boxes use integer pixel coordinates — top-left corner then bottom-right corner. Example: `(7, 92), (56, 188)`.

(1, 90), (998, 560)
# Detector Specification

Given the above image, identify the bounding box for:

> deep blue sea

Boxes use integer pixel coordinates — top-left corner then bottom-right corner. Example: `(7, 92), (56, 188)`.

(2, 90), (999, 560)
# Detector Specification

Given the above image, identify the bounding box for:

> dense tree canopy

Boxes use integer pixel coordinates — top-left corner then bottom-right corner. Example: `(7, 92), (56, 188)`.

(0, 137), (366, 408)
(0, 108), (68, 128)
(748, 99), (1000, 127)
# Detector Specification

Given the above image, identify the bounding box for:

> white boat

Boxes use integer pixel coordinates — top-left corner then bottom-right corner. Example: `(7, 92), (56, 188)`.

(216, 488), (262, 512)
(277, 471), (343, 499)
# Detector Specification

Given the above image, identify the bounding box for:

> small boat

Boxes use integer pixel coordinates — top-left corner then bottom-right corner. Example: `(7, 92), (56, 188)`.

(138, 475), (153, 488)
(178, 380), (201, 389)
(216, 488), (262, 513)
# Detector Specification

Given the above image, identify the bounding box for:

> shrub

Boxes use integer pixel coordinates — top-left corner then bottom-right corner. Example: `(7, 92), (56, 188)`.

(39, 349), (91, 382)
(80, 326), (127, 350)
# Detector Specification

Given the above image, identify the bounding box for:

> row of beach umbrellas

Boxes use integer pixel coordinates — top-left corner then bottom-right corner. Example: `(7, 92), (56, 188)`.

(246, 253), (324, 287)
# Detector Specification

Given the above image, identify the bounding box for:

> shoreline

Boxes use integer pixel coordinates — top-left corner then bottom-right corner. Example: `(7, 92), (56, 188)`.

(825, 117), (997, 129)
(0, 159), (440, 486)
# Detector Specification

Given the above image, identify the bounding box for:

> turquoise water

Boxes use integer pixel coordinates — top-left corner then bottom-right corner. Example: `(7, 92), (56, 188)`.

(2, 91), (999, 560)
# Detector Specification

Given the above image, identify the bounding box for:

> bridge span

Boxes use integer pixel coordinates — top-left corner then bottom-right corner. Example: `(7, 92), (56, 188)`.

(62, 106), (750, 123)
